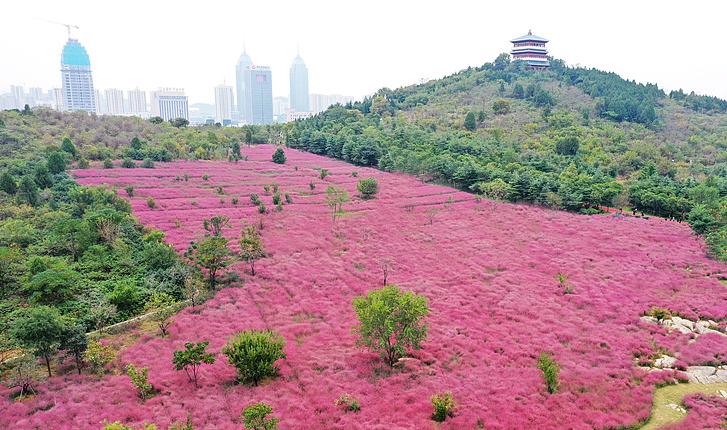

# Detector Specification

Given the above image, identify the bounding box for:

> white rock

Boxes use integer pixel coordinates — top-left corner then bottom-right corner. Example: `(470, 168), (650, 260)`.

(654, 355), (677, 368)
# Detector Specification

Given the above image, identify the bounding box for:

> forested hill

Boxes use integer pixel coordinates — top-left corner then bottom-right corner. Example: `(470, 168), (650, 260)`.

(287, 54), (727, 261)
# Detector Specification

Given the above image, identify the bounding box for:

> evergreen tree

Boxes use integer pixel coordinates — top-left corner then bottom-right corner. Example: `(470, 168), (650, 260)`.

(47, 152), (67, 175)
(0, 171), (17, 195)
(464, 112), (477, 131)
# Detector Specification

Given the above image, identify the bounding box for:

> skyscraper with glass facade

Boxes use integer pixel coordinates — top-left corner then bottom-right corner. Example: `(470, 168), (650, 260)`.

(246, 66), (273, 125)
(289, 54), (309, 113)
(61, 38), (96, 112)
(235, 49), (253, 122)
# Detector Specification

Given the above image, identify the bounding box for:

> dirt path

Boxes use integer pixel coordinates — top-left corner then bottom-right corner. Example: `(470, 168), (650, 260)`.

(641, 382), (727, 429)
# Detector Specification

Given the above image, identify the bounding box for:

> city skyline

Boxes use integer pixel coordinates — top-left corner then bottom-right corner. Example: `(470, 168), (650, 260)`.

(2, 1), (727, 103)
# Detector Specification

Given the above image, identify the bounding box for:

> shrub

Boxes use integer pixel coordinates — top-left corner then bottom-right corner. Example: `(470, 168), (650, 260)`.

(203, 215), (230, 237)
(242, 402), (279, 430)
(556, 136), (580, 156)
(537, 352), (560, 394)
(284, 192), (292, 204)
(646, 307), (672, 322)
(202, 174), (209, 181)
(492, 99), (511, 115)
(357, 177), (379, 200)
(172, 341), (216, 388)
(258, 203), (267, 214)
(121, 158), (136, 168)
(464, 111), (476, 131)
(263, 184), (271, 195)
(77, 158), (90, 169)
(272, 147), (286, 164)
(232, 197), (239, 205)
(351, 171), (358, 177)
(84, 340), (116, 374)
(431, 392), (456, 422)
(126, 364), (156, 399)
(272, 191), (281, 206)
(319, 168), (329, 180)
(146, 197), (156, 209)
(335, 394), (361, 412)
(222, 330), (286, 385)
(125, 186), (134, 197)
(143, 293), (177, 337)
(140, 159), (155, 168)
(352, 285), (429, 366)
(250, 193), (262, 206)
(309, 182), (316, 190)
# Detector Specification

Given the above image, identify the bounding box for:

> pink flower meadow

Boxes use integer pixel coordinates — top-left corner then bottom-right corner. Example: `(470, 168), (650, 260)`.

(1, 145), (726, 429)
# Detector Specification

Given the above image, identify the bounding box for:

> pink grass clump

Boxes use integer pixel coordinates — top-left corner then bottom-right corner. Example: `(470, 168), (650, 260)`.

(677, 333), (727, 366)
(1, 145), (726, 429)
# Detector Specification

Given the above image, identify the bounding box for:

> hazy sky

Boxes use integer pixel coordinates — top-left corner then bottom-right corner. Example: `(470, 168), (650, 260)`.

(2, 1), (726, 103)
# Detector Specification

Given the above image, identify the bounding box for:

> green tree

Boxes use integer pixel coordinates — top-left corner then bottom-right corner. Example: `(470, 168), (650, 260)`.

(464, 111), (477, 131)
(242, 402), (279, 430)
(357, 177), (379, 200)
(239, 225), (266, 275)
(203, 215), (230, 237)
(232, 141), (242, 159)
(431, 392), (456, 422)
(190, 236), (233, 288)
(126, 363), (156, 399)
(11, 306), (66, 376)
(26, 263), (79, 304)
(18, 176), (39, 206)
(537, 352), (560, 394)
(143, 293), (177, 337)
(492, 99), (511, 115)
(555, 136), (580, 156)
(60, 137), (77, 158)
(471, 179), (514, 201)
(149, 116), (164, 124)
(47, 151), (67, 174)
(325, 185), (350, 221)
(272, 147), (286, 164)
(512, 83), (525, 99)
(687, 204), (717, 234)
(172, 341), (216, 388)
(170, 118), (189, 128)
(33, 163), (53, 189)
(0, 171), (17, 195)
(60, 323), (88, 375)
(222, 330), (286, 385)
(352, 285), (429, 366)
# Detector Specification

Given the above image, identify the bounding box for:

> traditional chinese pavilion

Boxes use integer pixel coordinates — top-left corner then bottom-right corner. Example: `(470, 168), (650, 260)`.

(510, 30), (550, 69)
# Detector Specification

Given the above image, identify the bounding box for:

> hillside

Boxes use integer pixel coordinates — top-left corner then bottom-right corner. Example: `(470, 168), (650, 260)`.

(287, 56), (727, 261)
(1, 146), (725, 429)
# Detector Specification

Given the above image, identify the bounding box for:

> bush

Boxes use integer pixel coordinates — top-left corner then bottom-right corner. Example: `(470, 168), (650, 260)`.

(556, 136), (580, 156)
(103, 159), (114, 169)
(84, 340), (116, 374)
(121, 158), (136, 168)
(464, 111), (476, 131)
(242, 402), (279, 430)
(352, 285), (429, 366)
(319, 169), (329, 180)
(272, 191), (281, 206)
(431, 392), (456, 422)
(309, 182), (316, 190)
(126, 363), (156, 399)
(492, 99), (511, 115)
(284, 192), (292, 204)
(258, 203), (267, 214)
(77, 158), (90, 169)
(335, 394), (361, 412)
(222, 330), (286, 385)
(125, 186), (134, 197)
(250, 193), (261, 206)
(357, 177), (379, 200)
(140, 159), (155, 168)
(537, 352), (560, 394)
(272, 147), (286, 164)
(146, 197), (156, 209)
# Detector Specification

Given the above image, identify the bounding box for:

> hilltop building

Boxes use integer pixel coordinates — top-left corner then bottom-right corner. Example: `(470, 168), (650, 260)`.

(60, 38), (96, 112)
(510, 30), (550, 69)
(151, 88), (189, 121)
(289, 52), (310, 113)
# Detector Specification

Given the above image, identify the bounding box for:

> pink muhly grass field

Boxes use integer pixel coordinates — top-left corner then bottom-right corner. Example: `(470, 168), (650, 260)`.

(1, 145), (726, 429)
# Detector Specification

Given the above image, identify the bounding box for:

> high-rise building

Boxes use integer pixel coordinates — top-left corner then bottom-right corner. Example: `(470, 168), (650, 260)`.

(52, 88), (63, 111)
(104, 88), (124, 115)
(28, 87), (43, 107)
(61, 38), (96, 112)
(95, 90), (105, 114)
(151, 88), (189, 121)
(246, 66), (273, 125)
(127, 88), (147, 115)
(214, 84), (234, 125)
(10, 85), (24, 109)
(510, 30), (550, 69)
(235, 49), (253, 122)
(289, 53), (309, 113)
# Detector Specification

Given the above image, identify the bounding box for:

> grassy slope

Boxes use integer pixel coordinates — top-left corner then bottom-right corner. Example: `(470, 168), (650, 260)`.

(642, 382), (727, 430)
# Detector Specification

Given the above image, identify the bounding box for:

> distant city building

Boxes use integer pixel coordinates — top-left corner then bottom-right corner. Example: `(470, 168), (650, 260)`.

(60, 38), (96, 112)
(52, 88), (63, 110)
(289, 52), (309, 113)
(246, 66), (273, 125)
(273, 96), (289, 122)
(28, 87), (43, 106)
(151, 88), (189, 121)
(95, 90), (105, 114)
(126, 88), (148, 115)
(510, 30), (550, 69)
(10, 85), (25, 109)
(104, 88), (124, 114)
(214, 84), (234, 124)
(309, 94), (354, 114)
(235, 49), (253, 122)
